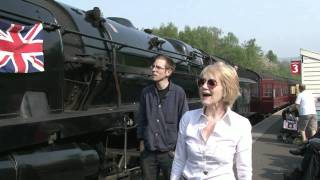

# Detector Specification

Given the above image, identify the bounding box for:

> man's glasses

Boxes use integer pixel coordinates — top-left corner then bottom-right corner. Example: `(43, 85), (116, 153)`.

(150, 64), (166, 70)
(197, 78), (217, 89)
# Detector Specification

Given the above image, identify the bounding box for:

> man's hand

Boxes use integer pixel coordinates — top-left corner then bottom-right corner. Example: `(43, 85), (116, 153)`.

(168, 150), (175, 158)
(139, 140), (144, 152)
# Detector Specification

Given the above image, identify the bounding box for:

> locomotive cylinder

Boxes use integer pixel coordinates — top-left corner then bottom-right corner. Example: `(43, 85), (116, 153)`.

(0, 144), (100, 180)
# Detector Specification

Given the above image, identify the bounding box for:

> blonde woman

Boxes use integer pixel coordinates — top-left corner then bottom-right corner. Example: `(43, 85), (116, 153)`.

(171, 62), (252, 180)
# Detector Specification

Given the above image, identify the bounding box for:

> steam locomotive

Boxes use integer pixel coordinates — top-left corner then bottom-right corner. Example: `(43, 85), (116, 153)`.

(0, 0), (214, 179)
(0, 0), (295, 179)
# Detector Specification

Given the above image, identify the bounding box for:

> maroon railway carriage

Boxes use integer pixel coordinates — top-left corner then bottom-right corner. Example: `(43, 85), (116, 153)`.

(251, 73), (298, 114)
(205, 56), (299, 118)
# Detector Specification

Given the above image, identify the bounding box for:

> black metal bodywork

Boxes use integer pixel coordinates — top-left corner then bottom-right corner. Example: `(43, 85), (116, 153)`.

(0, 0), (211, 179)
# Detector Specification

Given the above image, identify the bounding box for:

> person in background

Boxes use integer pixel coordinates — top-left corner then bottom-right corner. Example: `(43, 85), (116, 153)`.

(137, 54), (188, 180)
(171, 62), (252, 180)
(285, 135), (320, 180)
(289, 93), (320, 156)
(289, 130), (320, 156)
(295, 84), (318, 143)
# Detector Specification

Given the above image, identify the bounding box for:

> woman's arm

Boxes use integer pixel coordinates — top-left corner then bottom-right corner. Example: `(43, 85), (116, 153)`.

(170, 113), (189, 180)
(235, 121), (252, 180)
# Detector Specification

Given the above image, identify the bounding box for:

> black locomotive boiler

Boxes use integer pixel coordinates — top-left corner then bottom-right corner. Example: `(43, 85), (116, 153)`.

(0, 0), (212, 179)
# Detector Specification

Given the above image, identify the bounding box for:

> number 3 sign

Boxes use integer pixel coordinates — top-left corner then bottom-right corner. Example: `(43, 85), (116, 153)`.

(291, 61), (301, 75)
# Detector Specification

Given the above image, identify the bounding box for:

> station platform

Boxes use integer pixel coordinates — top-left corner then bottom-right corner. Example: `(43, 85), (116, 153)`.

(252, 109), (303, 180)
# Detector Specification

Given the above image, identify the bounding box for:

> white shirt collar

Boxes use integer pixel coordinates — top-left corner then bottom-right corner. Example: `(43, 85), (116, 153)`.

(199, 107), (232, 126)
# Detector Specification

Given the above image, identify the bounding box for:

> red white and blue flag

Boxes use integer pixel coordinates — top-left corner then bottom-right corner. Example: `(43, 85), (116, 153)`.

(0, 21), (44, 73)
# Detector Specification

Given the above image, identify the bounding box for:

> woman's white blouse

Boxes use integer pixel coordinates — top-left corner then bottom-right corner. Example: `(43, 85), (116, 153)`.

(171, 108), (252, 180)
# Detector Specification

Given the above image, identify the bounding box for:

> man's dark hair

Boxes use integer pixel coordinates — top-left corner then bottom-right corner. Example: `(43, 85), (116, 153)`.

(299, 84), (306, 91)
(153, 54), (176, 71)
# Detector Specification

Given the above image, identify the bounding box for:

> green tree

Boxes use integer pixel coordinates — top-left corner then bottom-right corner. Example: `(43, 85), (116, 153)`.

(242, 39), (263, 70)
(152, 22), (179, 39)
(221, 32), (239, 46)
(215, 32), (248, 66)
(178, 26), (221, 55)
(151, 22), (295, 80)
(266, 50), (278, 63)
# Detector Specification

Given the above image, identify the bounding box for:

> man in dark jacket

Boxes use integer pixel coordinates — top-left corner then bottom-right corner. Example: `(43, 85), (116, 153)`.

(137, 54), (188, 180)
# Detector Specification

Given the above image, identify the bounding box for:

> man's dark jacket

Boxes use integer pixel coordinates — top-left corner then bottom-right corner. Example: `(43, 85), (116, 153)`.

(137, 82), (188, 152)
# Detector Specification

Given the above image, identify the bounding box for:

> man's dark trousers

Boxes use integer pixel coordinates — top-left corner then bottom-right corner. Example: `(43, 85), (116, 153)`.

(140, 149), (173, 180)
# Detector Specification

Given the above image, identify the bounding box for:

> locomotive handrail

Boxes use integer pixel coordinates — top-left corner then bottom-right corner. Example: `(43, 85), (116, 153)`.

(62, 29), (204, 67)
(111, 45), (122, 107)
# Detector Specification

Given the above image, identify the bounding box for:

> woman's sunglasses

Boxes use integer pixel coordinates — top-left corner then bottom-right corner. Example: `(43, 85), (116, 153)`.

(197, 78), (217, 89)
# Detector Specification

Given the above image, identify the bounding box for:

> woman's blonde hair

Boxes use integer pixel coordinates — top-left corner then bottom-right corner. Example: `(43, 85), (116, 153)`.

(200, 61), (240, 107)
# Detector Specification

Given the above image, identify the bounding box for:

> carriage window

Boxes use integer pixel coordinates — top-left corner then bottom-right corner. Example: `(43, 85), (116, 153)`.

(283, 87), (288, 96)
(263, 84), (273, 97)
(275, 87), (281, 97)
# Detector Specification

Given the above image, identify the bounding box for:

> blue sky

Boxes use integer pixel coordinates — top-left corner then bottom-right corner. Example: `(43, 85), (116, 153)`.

(58, 0), (320, 58)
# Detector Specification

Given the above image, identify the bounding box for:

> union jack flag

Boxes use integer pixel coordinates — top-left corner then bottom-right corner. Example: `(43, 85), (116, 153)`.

(0, 21), (44, 73)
